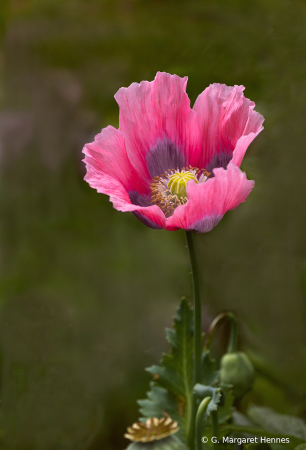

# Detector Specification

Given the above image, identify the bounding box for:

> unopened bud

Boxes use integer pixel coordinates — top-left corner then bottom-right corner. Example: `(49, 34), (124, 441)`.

(220, 352), (255, 400)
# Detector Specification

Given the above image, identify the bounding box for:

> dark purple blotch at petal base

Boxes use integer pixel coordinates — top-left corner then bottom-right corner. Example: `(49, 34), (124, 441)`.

(190, 215), (223, 233)
(206, 149), (233, 175)
(128, 191), (163, 229)
(146, 138), (186, 179)
(132, 211), (163, 229)
(128, 191), (151, 207)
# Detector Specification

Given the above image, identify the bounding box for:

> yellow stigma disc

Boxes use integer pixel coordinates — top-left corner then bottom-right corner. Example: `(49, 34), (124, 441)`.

(167, 170), (198, 200)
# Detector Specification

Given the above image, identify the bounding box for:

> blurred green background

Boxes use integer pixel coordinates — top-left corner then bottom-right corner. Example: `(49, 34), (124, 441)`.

(0, 0), (306, 449)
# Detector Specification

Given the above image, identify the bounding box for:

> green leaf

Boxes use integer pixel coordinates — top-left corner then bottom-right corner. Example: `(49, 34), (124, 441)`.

(201, 385), (235, 439)
(217, 385), (235, 424)
(138, 299), (222, 444)
(193, 384), (222, 418)
(138, 384), (181, 424)
(138, 298), (194, 443)
(247, 406), (306, 442)
(147, 298), (194, 398)
(294, 445), (306, 450)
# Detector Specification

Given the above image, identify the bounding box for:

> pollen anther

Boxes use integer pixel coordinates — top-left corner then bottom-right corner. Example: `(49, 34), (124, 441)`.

(150, 166), (210, 217)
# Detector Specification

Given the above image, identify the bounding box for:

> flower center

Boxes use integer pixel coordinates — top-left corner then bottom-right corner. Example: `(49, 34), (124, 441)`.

(167, 170), (198, 200)
(150, 167), (210, 218)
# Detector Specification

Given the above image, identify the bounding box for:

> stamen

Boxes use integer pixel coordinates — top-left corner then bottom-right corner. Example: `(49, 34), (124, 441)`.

(150, 166), (210, 217)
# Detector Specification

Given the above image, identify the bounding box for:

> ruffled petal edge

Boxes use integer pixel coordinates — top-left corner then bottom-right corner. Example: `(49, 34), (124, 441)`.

(83, 162), (167, 229)
(192, 83), (264, 171)
(165, 163), (254, 232)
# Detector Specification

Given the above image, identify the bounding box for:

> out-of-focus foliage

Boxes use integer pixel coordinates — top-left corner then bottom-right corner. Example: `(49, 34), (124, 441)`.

(0, 0), (306, 449)
(247, 406), (306, 442)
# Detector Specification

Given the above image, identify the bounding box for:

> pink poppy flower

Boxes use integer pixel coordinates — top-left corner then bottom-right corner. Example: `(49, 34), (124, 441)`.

(83, 72), (264, 232)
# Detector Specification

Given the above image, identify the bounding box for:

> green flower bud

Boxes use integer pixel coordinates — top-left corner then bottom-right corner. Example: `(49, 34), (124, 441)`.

(126, 435), (187, 450)
(220, 352), (255, 400)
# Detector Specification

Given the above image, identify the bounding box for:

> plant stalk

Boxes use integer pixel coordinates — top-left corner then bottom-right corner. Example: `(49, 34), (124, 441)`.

(195, 397), (211, 450)
(185, 231), (202, 450)
(211, 410), (219, 450)
(205, 311), (238, 353)
(226, 313), (238, 353)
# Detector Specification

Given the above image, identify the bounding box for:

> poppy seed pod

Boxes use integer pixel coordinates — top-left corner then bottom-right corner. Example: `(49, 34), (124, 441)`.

(124, 417), (187, 450)
(220, 352), (255, 400)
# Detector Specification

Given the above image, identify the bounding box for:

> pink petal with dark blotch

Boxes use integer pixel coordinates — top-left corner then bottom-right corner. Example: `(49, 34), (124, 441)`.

(192, 84), (264, 171)
(83, 125), (167, 229)
(165, 163), (254, 232)
(83, 125), (149, 194)
(114, 72), (201, 179)
(82, 74), (263, 233)
(84, 163), (166, 228)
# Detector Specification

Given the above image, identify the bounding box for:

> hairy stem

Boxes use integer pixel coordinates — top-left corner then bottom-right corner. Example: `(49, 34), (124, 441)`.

(185, 231), (202, 450)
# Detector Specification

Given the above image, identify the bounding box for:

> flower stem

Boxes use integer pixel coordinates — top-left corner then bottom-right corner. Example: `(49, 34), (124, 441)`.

(211, 410), (219, 450)
(188, 395), (198, 450)
(226, 313), (238, 354)
(205, 312), (238, 353)
(195, 397), (211, 450)
(185, 231), (202, 450)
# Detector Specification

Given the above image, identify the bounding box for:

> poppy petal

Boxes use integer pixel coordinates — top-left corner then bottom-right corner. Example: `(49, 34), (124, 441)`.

(193, 84), (264, 172)
(114, 72), (201, 179)
(83, 125), (149, 194)
(84, 161), (166, 229)
(166, 163), (254, 232)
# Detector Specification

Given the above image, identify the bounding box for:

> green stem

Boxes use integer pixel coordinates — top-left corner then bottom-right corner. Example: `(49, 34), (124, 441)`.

(185, 231), (202, 450)
(211, 410), (219, 450)
(185, 231), (202, 384)
(226, 313), (238, 354)
(188, 394), (198, 450)
(196, 397), (211, 450)
(205, 312), (238, 353)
